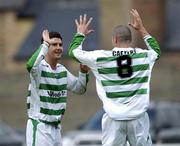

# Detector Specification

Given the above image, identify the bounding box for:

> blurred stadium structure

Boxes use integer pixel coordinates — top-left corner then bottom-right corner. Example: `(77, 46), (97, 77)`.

(0, 0), (180, 144)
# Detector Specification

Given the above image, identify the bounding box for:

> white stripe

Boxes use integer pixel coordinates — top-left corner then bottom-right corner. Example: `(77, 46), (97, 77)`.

(40, 77), (67, 85)
(132, 58), (149, 66)
(99, 70), (149, 81)
(38, 114), (62, 122)
(111, 94), (148, 104)
(41, 65), (66, 73)
(40, 102), (66, 111)
(97, 58), (149, 68)
(104, 82), (148, 93)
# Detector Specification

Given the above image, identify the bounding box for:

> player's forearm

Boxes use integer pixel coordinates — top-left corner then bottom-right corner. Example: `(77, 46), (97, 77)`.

(138, 27), (149, 38)
(144, 36), (161, 59)
(69, 72), (89, 95)
(137, 24), (161, 59)
(26, 43), (48, 72)
(68, 33), (85, 62)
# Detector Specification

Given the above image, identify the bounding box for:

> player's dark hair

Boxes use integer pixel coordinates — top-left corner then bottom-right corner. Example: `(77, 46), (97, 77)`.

(41, 31), (62, 43)
(112, 25), (132, 43)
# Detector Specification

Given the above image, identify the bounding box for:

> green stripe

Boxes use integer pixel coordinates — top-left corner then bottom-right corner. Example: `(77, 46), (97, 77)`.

(28, 90), (31, 96)
(68, 33), (85, 62)
(83, 73), (89, 92)
(30, 119), (39, 146)
(26, 47), (41, 72)
(102, 76), (149, 86)
(86, 73), (89, 85)
(40, 108), (65, 115)
(106, 88), (147, 98)
(98, 64), (149, 74)
(39, 84), (67, 91)
(41, 71), (67, 79)
(39, 119), (61, 126)
(98, 67), (117, 74)
(133, 64), (149, 72)
(147, 37), (161, 59)
(130, 52), (148, 58)
(97, 57), (117, 62)
(40, 96), (67, 103)
(96, 53), (147, 62)
(27, 103), (30, 109)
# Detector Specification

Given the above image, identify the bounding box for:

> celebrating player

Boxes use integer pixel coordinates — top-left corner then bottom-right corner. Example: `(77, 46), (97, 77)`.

(26, 30), (89, 146)
(68, 9), (161, 146)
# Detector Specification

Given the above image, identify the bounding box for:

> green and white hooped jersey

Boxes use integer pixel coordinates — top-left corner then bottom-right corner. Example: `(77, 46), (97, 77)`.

(68, 33), (161, 120)
(26, 43), (88, 126)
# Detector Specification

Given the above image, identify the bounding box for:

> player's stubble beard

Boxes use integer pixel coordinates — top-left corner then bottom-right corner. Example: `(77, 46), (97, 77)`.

(54, 51), (63, 62)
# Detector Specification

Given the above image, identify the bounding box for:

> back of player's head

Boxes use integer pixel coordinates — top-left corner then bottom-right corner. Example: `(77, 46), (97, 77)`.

(112, 25), (132, 43)
(41, 31), (62, 43)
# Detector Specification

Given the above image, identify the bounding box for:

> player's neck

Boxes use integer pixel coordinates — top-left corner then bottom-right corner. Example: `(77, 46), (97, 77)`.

(115, 43), (131, 48)
(45, 56), (58, 70)
(115, 44), (130, 48)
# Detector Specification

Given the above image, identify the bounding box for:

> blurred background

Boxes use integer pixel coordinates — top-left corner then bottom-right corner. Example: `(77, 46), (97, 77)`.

(0, 0), (180, 145)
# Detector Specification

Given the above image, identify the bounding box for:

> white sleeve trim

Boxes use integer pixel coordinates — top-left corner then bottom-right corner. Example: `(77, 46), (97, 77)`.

(143, 35), (152, 41)
(77, 32), (85, 36)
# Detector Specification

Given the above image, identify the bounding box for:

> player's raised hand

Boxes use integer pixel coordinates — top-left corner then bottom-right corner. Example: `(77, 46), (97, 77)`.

(42, 29), (52, 44)
(75, 14), (94, 35)
(128, 9), (144, 30)
(129, 9), (149, 37)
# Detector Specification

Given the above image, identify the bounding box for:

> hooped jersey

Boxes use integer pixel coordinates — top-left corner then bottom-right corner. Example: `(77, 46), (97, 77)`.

(26, 43), (89, 125)
(68, 34), (161, 120)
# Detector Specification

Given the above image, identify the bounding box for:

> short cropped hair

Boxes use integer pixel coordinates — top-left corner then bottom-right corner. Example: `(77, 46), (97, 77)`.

(41, 31), (62, 43)
(112, 25), (132, 43)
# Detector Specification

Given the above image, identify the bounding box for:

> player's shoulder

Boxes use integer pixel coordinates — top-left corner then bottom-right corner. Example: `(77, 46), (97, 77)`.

(57, 63), (67, 71)
(92, 49), (112, 57)
(134, 47), (157, 61)
(135, 47), (156, 56)
(135, 47), (149, 53)
(40, 59), (49, 68)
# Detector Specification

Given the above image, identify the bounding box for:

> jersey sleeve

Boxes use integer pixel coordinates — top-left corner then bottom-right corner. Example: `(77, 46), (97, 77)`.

(68, 33), (98, 68)
(144, 35), (161, 62)
(66, 69), (89, 94)
(26, 43), (48, 75)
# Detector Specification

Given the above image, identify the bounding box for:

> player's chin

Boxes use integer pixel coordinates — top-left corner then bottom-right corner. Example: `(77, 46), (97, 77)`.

(54, 54), (62, 59)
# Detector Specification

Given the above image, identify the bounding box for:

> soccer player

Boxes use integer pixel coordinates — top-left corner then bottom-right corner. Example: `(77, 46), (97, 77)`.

(26, 30), (89, 146)
(68, 9), (161, 146)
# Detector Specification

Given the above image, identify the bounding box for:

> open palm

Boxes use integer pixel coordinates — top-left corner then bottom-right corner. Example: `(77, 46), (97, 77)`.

(75, 14), (94, 35)
(129, 9), (143, 30)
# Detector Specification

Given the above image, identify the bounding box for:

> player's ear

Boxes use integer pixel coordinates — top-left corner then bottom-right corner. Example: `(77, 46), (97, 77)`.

(113, 36), (118, 44)
(115, 36), (117, 44)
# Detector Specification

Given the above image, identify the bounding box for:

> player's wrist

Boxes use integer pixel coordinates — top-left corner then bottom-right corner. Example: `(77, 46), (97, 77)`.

(77, 32), (85, 36)
(139, 27), (149, 38)
(143, 35), (152, 41)
(43, 41), (50, 47)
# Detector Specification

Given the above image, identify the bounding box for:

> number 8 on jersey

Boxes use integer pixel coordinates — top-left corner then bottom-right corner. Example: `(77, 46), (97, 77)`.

(117, 55), (133, 78)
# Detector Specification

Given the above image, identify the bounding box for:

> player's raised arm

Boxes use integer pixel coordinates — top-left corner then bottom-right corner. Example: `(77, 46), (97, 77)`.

(26, 30), (50, 73)
(68, 14), (94, 59)
(129, 9), (149, 38)
(75, 14), (94, 35)
(68, 14), (97, 67)
(129, 9), (161, 59)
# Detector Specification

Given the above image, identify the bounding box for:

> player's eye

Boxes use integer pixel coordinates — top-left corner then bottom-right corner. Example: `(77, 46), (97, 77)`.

(59, 43), (63, 47)
(51, 43), (63, 47)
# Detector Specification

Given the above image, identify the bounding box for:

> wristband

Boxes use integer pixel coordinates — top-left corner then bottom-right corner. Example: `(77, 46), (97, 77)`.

(43, 41), (50, 47)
